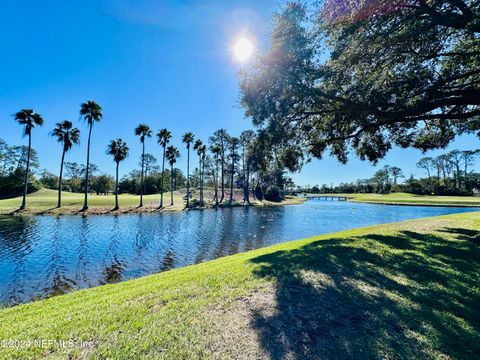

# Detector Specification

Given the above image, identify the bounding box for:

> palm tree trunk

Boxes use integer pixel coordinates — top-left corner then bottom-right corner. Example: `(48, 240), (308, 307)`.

(202, 158), (205, 206)
(455, 164), (461, 189)
(246, 162), (250, 204)
(160, 146), (166, 208)
(140, 142), (145, 207)
(220, 149), (225, 202)
(201, 157), (205, 206)
(215, 155), (219, 206)
(114, 161), (119, 210)
(198, 155), (202, 206)
(83, 123), (93, 211)
(170, 165), (174, 205)
(57, 149), (66, 208)
(242, 147), (247, 203)
(186, 147), (190, 208)
(229, 157), (234, 205)
(20, 133), (32, 210)
(200, 157), (204, 207)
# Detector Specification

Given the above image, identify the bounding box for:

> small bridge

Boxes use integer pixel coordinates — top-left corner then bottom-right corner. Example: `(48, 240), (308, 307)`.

(305, 195), (348, 201)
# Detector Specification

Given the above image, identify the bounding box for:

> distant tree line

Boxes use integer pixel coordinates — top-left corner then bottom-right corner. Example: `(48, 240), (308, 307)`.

(0, 138), (41, 198)
(301, 149), (480, 196)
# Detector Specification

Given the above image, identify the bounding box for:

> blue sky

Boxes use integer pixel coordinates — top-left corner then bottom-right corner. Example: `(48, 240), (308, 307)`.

(0, 0), (478, 186)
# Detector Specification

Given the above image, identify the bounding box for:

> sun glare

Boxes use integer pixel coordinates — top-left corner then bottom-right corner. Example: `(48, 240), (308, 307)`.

(233, 37), (254, 63)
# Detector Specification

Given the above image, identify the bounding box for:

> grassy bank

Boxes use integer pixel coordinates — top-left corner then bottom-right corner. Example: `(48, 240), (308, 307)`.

(309, 192), (480, 207)
(0, 188), (306, 215)
(0, 212), (479, 359)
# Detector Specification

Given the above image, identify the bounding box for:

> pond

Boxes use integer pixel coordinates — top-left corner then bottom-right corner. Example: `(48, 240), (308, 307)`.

(0, 200), (477, 306)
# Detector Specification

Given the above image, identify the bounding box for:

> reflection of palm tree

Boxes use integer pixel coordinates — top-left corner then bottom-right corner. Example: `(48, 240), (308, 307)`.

(182, 132), (195, 208)
(161, 250), (175, 271)
(135, 124), (152, 207)
(76, 217), (90, 285)
(102, 258), (124, 284)
(157, 128), (172, 208)
(107, 139), (129, 210)
(102, 216), (122, 284)
(14, 109), (44, 210)
(47, 217), (73, 297)
(80, 100), (103, 211)
(194, 210), (213, 264)
(1, 216), (37, 304)
(166, 146), (180, 206)
(51, 121), (80, 208)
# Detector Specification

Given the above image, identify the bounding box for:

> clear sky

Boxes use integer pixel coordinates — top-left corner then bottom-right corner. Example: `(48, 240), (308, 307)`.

(0, 0), (478, 186)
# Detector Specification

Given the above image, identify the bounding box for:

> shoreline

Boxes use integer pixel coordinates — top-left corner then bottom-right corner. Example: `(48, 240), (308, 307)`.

(347, 199), (480, 208)
(0, 195), (307, 216)
(304, 192), (480, 208)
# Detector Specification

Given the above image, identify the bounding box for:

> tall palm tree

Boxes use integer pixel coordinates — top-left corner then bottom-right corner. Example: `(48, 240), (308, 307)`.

(107, 139), (129, 210)
(135, 124), (152, 207)
(182, 132), (195, 208)
(229, 137), (239, 204)
(210, 129), (229, 203)
(211, 144), (222, 206)
(51, 120), (80, 208)
(199, 144), (207, 206)
(80, 100), (102, 211)
(194, 139), (203, 206)
(14, 109), (44, 210)
(157, 128), (172, 208)
(165, 146), (180, 206)
(240, 130), (255, 204)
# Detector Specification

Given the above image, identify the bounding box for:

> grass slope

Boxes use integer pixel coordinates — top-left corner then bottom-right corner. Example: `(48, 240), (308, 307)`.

(314, 192), (480, 207)
(0, 188), (305, 215)
(0, 212), (479, 359)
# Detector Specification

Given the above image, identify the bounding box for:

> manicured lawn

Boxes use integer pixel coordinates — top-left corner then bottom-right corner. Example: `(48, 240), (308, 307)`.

(0, 212), (478, 359)
(0, 188), (183, 213)
(316, 192), (480, 207)
(0, 189), (305, 215)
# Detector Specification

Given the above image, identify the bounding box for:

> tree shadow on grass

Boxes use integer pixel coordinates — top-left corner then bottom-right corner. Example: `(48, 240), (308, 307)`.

(248, 228), (480, 359)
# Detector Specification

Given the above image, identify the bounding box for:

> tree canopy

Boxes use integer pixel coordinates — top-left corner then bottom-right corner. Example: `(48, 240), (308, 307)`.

(240, 0), (480, 166)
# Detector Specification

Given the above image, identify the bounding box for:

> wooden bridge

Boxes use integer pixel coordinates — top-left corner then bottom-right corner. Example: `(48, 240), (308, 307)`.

(304, 195), (349, 201)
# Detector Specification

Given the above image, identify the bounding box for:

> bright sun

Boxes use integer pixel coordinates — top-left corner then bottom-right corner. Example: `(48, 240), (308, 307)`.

(233, 37), (254, 63)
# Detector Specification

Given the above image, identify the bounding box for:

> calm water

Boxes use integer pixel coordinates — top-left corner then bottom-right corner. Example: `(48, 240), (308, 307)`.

(0, 200), (477, 305)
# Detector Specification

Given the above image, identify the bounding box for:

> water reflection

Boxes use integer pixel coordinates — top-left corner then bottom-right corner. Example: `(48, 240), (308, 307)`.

(0, 201), (477, 306)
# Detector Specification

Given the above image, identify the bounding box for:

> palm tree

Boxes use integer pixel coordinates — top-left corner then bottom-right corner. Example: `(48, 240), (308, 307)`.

(211, 144), (222, 206)
(80, 100), (102, 211)
(199, 144), (207, 206)
(228, 137), (239, 204)
(51, 120), (80, 208)
(240, 130), (255, 204)
(165, 146), (180, 206)
(194, 139), (203, 206)
(107, 139), (129, 210)
(210, 129), (229, 202)
(182, 132), (195, 208)
(14, 109), (44, 210)
(135, 124), (152, 207)
(157, 128), (172, 208)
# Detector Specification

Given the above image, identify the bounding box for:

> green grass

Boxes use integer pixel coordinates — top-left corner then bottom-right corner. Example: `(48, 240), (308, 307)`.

(0, 188), (184, 213)
(0, 188), (305, 214)
(314, 192), (480, 207)
(0, 212), (479, 359)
